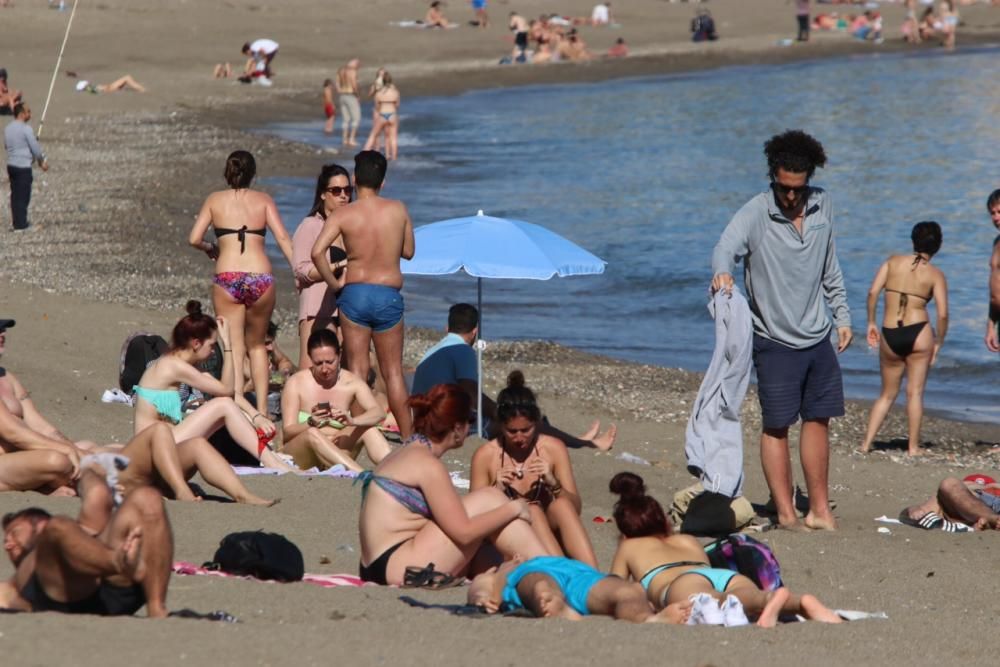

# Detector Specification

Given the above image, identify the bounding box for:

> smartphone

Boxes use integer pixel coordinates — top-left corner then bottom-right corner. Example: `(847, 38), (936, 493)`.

(316, 402), (331, 412)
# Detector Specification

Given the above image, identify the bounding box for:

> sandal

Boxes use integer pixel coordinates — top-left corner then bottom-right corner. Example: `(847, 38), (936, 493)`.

(402, 563), (466, 589)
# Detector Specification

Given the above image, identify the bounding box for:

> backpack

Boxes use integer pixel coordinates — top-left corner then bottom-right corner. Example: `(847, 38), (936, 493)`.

(704, 533), (783, 591)
(119, 332), (168, 392)
(205, 531), (305, 582)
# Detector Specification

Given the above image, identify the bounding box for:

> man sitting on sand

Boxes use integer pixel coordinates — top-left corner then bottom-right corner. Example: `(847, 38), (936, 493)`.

(424, 1), (455, 28)
(412, 303), (615, 448)
(0, 468), (172, 617)
(468, 555), (689, 623)
(901, 474), (1000, 531)
(280, 329), (392, 472)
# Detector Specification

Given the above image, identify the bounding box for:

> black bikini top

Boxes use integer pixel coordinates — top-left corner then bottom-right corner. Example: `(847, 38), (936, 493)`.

(885, 254), (933, 326)
(216, 225), (266, 254)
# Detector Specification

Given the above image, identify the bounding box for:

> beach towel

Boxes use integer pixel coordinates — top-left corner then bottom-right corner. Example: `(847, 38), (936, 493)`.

(685, 289), (752, 498)
(172, 562), (369, 588)
(390, 20), (459, 29)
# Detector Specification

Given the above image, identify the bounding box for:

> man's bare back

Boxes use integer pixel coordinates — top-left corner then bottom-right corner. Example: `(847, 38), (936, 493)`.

(326, 196), (413, 288)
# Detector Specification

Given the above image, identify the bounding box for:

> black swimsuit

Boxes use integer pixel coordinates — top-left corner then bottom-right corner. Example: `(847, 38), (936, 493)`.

(215, 225), (266, 254)
(881, 255), (932, 357)
(19, 573), (146, 616)
(499, 441), (555, 509)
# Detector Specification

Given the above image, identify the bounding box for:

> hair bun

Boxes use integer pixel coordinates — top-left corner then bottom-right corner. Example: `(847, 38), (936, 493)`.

(506, 370), (525, 389)
(185, 300), (203, 316)
(609, 472), (646, 500)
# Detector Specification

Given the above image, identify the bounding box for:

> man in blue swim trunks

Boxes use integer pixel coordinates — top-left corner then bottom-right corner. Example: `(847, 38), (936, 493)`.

(711, 130), (851, 531)
(312, 151), (415, 439)
(468, 556), (689, 623)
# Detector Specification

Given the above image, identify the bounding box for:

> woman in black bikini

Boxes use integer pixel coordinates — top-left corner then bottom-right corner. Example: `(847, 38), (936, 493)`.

(861, 222), (948, 456)
(470, 372), (597, 567)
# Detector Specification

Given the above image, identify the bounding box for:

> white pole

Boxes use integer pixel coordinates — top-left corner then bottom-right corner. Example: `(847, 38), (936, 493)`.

(476, 277), (484, 438)
(38, 0), (80, 138)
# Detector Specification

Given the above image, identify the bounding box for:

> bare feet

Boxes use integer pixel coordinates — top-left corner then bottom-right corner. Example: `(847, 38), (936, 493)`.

(799, 594), (842, 624)
(578, 420), (600, 442)
(531, 579), (581, 620)
(756, 587), (790, 628)
(772, 520), (812, 532)
(803, 512), (837, 531)
(115, 526), (144, 581)
(973, 516), (1000, 531)
(907, 447), (924, 457)
(49, 485), (78, 497)
(261, 449), (298, 474)
(236, 493), (280, 507)
(591, 424), (617, 452)
(650, 599), (692, 624)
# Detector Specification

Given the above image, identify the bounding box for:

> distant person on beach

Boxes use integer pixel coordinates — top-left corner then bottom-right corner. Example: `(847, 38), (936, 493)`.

(984, 189), (1000, 352)
(919, 7), (942, 41)
(0, 395), (78, 496)
(322, 79), (336, 135)
(412, 304), (616, 448)
(189, 150), (295, 419)
(591, 2), (613, 26)
(281, 329), (392, 472)
(471, 0), (488, 28)
(711, 130), (851, 531)
(213, 62), (233, 79)
(510, 11), (530, 61)
(362, 72), (400, 160)
(357, 384), (548, 585)
(902, 0), (922, 43)
(470, 373), (599, 568)
(0, 68), (21, 114)
(860, 222), (948, 456)
(311, 151), (415, 439)
(424, 1), (455, 28)
(0, 474), (173, 617)
(132, 300), (295, 474)
(4, 103), (47, 231)
(607, 472), (843, 625)
(794, 0), (811, 42)
(242, 38), (279, 78)
(901, 473), (1000, 531)
(337, 59), (362, 148)
(73, 74), (147, 94)
(366, 68), (387, 152)
(939, 0), (957, 50)
(607, 37), (629, 57)
(293, 163), (350, 368)
(691, 8), (718, 42)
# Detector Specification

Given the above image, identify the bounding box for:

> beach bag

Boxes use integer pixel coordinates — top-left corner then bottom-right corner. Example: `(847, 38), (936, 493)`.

(119, 332), (168, 392)
(680, 491), (736, 537)
(206, 531), (304, 582)
(704, 534), (783, 592)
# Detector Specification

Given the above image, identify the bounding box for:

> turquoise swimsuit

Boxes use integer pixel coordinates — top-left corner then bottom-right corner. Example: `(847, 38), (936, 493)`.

(501, 557), (607, 616)
(638, 561), (708, 590)
(133, 386), (183, 424)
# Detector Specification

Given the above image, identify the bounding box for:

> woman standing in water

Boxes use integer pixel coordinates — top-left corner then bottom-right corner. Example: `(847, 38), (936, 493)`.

(189, 150), (295, 416)
(861, 222), (948, 456)
(363, 72), (400, 161)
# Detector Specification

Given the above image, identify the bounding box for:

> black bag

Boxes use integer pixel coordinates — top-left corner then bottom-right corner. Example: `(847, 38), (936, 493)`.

(206, 531), (305, 582)
(119, 332), (168, 392)
(679, 490), (736, 537)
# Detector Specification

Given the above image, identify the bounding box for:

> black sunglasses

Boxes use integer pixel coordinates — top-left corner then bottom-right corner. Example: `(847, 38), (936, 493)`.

(771, 181), (809, 198)
(325, 185), (353, 197)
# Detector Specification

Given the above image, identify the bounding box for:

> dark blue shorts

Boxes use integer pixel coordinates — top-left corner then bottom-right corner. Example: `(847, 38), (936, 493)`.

(338, 283), (404, 333)
(752, 334), (844, 430)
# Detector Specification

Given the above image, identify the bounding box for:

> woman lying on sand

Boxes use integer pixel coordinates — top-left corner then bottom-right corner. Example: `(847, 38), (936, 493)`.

(608, 472), (842, 627)
(860, 222), (948, 456)
(72, 74), (146, 94)
(470, 372), (597, 567)
(133, 300), (295, 473)
(357, 383), (547, 585)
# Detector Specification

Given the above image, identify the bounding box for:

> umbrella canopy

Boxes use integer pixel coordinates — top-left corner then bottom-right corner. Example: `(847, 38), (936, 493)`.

(401, 211), (607, 436)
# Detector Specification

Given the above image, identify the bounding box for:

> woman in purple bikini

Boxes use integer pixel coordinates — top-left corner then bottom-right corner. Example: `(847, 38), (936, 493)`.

(189, 150), (294, 417)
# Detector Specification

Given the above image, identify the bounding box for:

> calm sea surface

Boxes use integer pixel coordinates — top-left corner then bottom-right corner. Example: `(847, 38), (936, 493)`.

(263, 47), (1000, 424)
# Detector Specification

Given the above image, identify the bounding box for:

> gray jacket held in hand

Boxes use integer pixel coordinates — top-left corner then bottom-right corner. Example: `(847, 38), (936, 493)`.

(685, 288), (752, 499)
(711, 187), (851, 349)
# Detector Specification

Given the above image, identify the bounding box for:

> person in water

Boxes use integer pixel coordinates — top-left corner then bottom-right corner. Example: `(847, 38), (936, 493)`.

(860, 222), (947, 456)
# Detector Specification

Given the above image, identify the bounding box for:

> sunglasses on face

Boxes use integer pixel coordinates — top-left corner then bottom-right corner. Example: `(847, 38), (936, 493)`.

(325, 186), (353, 197)
(771, 181), (809, 198)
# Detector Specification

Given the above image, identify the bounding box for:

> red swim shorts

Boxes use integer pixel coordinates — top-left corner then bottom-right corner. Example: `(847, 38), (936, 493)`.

(324, 102), (335, 119)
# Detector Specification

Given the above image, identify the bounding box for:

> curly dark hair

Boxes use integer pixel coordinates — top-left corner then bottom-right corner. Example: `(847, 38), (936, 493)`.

(911, 221), (942, 257)
(763, 130), (827, 180)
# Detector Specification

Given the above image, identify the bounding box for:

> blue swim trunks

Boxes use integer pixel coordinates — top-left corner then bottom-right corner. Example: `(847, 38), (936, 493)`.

(501, 556), (606, 616)
(337, 283), (404, 333)
(472, 0), (487, 9)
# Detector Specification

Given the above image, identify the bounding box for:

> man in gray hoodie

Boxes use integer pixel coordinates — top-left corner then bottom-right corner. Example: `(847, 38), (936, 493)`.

(710, 130), (851, 531)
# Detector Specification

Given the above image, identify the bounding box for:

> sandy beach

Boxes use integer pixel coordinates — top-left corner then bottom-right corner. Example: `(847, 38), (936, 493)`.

(2, 1), (1000, 665)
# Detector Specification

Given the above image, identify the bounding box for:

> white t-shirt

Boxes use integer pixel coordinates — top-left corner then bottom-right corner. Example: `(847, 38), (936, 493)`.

(250, 38), (279, 55)
(591, 3), (609, 24)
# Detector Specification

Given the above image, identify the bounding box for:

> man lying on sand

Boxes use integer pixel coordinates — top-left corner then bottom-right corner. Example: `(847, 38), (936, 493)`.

(0, 468), (172, 617)
(468, 555), (690, 623)
(901, 474), (1000, 531)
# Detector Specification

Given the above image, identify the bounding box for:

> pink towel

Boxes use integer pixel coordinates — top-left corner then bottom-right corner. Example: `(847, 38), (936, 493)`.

(172, 561), (369, 588)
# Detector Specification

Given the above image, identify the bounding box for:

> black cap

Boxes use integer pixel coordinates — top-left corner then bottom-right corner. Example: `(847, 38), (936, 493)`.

(0, 319), (15, 330)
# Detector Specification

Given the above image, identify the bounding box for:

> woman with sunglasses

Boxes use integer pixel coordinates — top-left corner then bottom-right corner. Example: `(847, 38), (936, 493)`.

(292, 163), (352, 368)
(470, 371), (597, 567)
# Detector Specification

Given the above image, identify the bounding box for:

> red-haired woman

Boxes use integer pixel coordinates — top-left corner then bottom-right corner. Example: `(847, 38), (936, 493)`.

(608, 472), (841, 626)
(133, 300), (294, 474)
(357, 383), (547, 585)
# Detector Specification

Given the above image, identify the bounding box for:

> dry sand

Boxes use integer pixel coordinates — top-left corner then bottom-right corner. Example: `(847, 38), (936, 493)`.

(1, 1), (1000, 665)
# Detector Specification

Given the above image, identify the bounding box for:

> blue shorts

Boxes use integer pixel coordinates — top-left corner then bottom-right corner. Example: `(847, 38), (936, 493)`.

(337, 283), (404, 333)
(660, 567), (737, 608)
(472, 0), (486, 9)
(975, 490), (1000, 514)
(753, 334), (845, 430)
(501, 557), (605, 616)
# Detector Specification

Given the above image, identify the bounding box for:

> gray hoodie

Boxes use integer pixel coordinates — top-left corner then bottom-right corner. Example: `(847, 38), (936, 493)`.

(711, 187), (850, 349)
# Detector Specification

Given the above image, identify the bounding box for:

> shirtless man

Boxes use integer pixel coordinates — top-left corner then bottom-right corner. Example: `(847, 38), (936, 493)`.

(337, 60), (362, 148)
(984, 189), (1000, 352)
(281, 329), (390, 471)
(901, 474), (1000, 531)
(310, 151), (415, 439)
(509, 11), (530, 60)
(0, 469), (172, 617)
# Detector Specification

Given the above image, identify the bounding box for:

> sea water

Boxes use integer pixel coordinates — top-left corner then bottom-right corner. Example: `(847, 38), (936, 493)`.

(264, 47), (1000, 423)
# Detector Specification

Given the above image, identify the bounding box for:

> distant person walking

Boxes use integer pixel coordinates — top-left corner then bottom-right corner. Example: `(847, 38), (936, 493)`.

(471, 0), (488, 28)
(4, 103), (47, 231)
(711, 130), (851, 531)
(363, 72), (400, 161)
(860, 222), (948, 456)
(337, 59), (362, 148)
(794, 0), (810, 42)
(322, 79), (336, 135)
(984, 190), (1000, 352)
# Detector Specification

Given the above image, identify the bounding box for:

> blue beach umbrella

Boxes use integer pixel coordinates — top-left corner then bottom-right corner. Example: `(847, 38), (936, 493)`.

(401, 210), (607, 435)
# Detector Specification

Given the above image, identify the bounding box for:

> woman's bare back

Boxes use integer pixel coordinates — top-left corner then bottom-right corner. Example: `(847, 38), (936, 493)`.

(882, 254), (940, 326)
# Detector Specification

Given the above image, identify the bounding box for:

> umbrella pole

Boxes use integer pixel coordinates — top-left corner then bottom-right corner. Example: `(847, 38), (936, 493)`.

(38, 0), (80, 138)
(477, 278), (483, 438)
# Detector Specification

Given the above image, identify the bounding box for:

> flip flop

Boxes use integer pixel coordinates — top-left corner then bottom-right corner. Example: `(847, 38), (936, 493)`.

(402, 563), (466, 590)
(898, 510), (941, 529)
